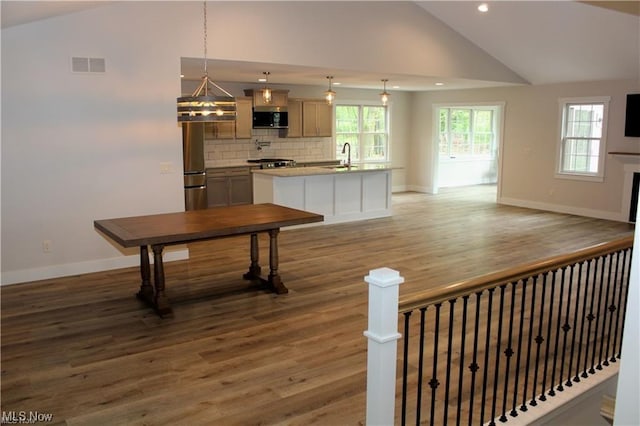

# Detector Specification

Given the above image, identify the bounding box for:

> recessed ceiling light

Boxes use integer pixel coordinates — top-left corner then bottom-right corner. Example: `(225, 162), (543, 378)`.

(435, 82), (444, 86)
(333, 82), (341, 86)
(258, 78), (267, 82)
(478, 3), (489, 12)
(392, 85), (400, 89)
(180, 74), (185, 78)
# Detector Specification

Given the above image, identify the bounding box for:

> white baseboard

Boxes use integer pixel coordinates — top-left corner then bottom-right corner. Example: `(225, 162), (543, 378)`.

(498, 197), (626, 222)
(405, 184), (436, 194)
(0, 247), (190, 286)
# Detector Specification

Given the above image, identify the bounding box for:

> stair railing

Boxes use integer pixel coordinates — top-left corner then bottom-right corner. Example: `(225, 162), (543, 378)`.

(364, 235), (633, 425)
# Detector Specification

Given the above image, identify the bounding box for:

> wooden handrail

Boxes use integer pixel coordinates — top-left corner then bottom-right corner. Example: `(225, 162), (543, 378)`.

(399, 235), (634, 313)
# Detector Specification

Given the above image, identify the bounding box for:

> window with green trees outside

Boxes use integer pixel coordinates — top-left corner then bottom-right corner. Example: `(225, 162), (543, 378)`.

(335, 105), (388, 163)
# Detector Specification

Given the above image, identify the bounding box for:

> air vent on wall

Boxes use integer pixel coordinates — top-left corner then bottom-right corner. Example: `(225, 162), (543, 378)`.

(71, 57), (106, 73)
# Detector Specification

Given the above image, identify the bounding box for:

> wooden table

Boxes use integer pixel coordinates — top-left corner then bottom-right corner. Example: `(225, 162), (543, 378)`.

(94, 203), (323, 316)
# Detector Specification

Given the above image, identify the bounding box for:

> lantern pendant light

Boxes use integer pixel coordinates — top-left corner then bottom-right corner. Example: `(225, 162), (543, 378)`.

(325, 76), (336, 105)
(262, 72), (272, 104)
(380, 79), (390, 106)
(177, 1), (236, 122)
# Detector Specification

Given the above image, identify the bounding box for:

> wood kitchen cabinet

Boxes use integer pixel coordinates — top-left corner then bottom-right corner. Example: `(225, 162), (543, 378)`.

(286, 99), (303, 138)
(206, 97), (252, 139)
(234, 98), (253, 139)
(206, 167), (254, 207)
(303, 100), (333, 137)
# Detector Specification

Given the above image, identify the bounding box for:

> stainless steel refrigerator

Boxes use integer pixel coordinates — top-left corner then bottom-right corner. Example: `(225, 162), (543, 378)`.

(182, 123), (207, 210)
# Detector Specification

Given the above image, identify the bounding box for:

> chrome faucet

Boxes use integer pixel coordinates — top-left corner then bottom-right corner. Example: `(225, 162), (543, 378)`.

(341, 142), (351, 166)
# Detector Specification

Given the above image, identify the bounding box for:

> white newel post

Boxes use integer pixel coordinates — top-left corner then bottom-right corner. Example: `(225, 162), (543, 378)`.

(364, 267), (405, 426)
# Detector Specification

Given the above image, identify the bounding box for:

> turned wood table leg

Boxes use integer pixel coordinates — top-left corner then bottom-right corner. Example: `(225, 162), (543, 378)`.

(136, 245), (154, 302)
(268, 228), (288, 294)
(152, 244), (172, 316)
(243, 233), (262, 280)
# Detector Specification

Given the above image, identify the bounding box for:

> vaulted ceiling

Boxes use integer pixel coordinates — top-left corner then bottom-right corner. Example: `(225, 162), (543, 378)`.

(2, 1), (638, 91)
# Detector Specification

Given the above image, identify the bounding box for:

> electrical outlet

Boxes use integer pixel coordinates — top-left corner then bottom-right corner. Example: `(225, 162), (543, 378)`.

(42, 240), (52, 253)
(160, 162), (174, 174)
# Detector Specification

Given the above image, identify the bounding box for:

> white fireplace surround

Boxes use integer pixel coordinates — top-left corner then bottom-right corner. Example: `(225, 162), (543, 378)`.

(620, 156), (640, 222)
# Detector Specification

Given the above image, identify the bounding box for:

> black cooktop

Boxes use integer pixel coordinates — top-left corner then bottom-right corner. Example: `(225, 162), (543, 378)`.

(247, 158), (292, 163)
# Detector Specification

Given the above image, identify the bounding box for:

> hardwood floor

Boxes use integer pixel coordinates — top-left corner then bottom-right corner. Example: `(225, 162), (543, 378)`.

(1, 186), (634, 425)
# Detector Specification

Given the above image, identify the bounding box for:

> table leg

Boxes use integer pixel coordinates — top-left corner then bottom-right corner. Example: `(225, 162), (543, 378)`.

(152, 244), (172, 316)
(243, 233), (262, 280)
(136, 245), (154, 303)
(268, 228), (288, 294)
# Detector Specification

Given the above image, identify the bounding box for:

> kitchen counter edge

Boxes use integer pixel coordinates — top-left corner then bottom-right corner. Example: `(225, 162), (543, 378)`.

(252, 164), (396, 177)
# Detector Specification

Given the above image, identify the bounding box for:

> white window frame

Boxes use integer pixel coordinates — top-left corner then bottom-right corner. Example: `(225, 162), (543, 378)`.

(556, 96), (610, 182)
(335, 103), (390, 163)
(437, 105), (500, 161)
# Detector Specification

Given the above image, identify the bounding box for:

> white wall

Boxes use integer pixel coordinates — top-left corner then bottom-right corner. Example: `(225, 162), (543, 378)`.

(409, 79), (640, 219)
(1, 2), (193, 284)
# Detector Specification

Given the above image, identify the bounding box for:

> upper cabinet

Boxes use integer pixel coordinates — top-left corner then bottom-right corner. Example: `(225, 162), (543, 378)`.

(245, 89), (288, 108)
(286, 99), (303, 138)
(205, 97), (252, 140)
(234, 98), (252, 139)
(303, 100), (333, 137)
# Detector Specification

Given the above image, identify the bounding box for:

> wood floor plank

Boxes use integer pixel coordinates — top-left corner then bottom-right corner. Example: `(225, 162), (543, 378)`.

(1, 186), (634, 425)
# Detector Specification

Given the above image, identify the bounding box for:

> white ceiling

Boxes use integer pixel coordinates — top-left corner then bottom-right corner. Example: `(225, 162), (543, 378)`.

(2, 1), (638, 91)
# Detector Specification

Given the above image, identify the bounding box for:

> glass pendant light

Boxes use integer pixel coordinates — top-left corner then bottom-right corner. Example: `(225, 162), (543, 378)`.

(262, 72), (272, 104)
(177, 1), (236, 122)
(325, 76), (336, 105)
(380, 79), (390, 106)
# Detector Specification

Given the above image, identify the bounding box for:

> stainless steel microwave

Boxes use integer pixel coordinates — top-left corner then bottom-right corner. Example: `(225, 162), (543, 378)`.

(252, 110), (288, 129)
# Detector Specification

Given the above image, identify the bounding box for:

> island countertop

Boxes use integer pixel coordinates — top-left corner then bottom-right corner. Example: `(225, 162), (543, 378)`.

(252, 163), (394, 177)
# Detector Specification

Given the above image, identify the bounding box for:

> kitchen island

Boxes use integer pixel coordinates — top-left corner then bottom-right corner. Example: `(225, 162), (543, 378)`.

(253, 164), (392, 224)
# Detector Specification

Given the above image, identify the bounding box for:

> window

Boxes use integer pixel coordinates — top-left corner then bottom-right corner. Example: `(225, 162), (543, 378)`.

(557, 97), (609, 181)
(438, 107), (497, 159)
(335, 105), (388, 162)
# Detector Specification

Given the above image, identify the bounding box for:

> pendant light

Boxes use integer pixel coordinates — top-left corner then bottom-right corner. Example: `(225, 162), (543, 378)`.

(262, 72), (272, 104)
(380, 79), (390, 106)
(325, 76), (336, 105)
(177, 1), (236, 122)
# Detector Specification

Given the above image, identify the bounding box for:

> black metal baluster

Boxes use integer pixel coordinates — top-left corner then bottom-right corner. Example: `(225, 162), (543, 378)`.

(480, 288), (495, 425)
(585, 258), (600, 376)
(468, 292), (483, 426)
(402, 311), (412, 426)
(617, 248), (633, 359)
(512, 279), (527, 416)
(552, 267), (568, 394)
(568, 262), (583, 385)
(416, 307), (427, 426)
(456, 295), (469, 426)
(589, 256), (606, 374)
(575, 259), (591, 382)
(609, 250), (625, 362)
(598, 253), (614, 369)
(604, 251), (620, 365)
(443, 299), (456, 425)
(500, 282), (517, 422)
(489, 285), (506, 426)
(541, 270), (557, 401)
(607, 251), (622, 364)
(531, 273), (547, 406)
(429, 304), (442, 426)
(522, 275), (538, 410)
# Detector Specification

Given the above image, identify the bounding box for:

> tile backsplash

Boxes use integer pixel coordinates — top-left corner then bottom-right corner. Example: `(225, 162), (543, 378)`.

(204, 128), (334, 165)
